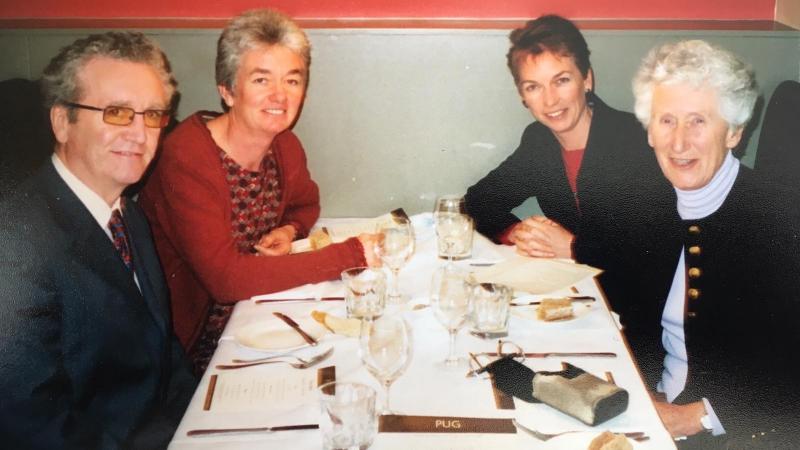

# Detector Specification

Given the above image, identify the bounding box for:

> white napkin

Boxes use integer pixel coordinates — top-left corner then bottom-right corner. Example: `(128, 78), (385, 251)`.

(472, 256), (601, 294)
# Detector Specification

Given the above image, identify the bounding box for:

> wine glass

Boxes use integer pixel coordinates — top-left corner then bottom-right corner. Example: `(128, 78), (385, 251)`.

(360, 314), (413, 414)
(376, 217), (415, 304)
(430, 266), (471, 368)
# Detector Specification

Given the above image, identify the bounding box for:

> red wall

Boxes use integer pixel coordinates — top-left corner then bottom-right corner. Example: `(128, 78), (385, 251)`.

(0, 0), (777, 21)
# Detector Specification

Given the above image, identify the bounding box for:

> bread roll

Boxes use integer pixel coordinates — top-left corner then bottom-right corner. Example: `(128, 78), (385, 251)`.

(309, 229), (332, 250)
(588, 431), (633, 450)
(311, 310), (361, 337)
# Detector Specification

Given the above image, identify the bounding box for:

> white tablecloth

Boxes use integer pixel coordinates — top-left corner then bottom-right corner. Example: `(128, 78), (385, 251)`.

(168, 215), (676, 449)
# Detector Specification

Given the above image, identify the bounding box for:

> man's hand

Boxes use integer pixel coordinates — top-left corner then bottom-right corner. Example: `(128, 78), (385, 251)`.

(509, 215), (574, 259)
(254, 225), (296, 256)
(652, 399), (706, 438)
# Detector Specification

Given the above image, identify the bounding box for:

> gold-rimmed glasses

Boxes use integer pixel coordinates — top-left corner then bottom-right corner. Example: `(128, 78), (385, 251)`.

(64, 102), (170, 128)
(466, 340), (525, 378)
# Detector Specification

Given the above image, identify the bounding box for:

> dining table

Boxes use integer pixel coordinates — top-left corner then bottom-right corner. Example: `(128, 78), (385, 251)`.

(168, 214), (677, 450)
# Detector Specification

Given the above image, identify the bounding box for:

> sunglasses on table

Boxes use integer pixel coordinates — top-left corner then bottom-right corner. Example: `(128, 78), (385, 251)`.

(64, 102), (170, 128)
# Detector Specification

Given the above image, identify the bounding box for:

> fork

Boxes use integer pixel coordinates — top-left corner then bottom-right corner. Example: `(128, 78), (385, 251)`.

(215, 347), (334, 370)
(512, 419), (649, 442)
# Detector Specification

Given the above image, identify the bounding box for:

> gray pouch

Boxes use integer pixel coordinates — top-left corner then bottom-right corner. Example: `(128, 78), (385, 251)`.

(532, 363), (628, 426)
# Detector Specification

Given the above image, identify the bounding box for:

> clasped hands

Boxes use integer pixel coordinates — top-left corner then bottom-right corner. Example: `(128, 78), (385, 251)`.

(509, 215), (574, 259)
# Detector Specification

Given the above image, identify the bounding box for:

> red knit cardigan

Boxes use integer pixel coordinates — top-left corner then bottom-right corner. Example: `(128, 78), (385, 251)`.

(139, 112), (366, 351)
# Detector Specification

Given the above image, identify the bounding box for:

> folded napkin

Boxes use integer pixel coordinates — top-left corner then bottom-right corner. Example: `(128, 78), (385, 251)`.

(472, 256), (601, 294)
(485, 359), (628, 426)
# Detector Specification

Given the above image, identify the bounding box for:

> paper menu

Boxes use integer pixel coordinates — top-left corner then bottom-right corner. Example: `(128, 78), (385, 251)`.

(321, 208), (409, 243)
(207, 370), (319, 412)
(471, 256), (602, 294)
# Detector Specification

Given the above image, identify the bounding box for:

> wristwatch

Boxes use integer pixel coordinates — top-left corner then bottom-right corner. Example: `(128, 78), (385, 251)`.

(700, 414), (713, 432)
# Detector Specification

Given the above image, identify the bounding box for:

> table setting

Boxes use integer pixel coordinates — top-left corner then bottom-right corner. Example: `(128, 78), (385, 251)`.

(168, 199), (676, 450)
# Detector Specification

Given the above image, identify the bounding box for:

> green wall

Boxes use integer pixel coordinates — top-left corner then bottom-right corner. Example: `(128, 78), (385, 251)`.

(2, 27), (798, 217)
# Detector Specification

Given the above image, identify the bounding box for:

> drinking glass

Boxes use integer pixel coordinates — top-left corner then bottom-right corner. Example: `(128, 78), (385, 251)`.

(376, 217), (415, 303)
(342, 267), (386, 319)
(469, 282), (513, 338)
(359, 314), (413, 414)
(318, 382), (378, 450)
(433, 195), (466, 215)
(434, 212), (474, 261)
(430, 266), (471, 368)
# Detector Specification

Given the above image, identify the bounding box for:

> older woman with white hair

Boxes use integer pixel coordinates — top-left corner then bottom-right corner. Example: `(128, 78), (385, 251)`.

(139, 9), (379, 374)
(624, 40), (800, 448)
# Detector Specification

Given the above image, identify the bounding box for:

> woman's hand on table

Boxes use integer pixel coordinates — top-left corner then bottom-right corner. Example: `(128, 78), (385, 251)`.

(254, 225), (297, 256)
(652, 399), (706, 438)
(358, 233), (382, 267)
(509, 216), (574, 259)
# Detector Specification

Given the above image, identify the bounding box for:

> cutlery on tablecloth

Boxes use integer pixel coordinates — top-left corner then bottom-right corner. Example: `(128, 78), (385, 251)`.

(255, 296), (344, 304)
(187, 424), (319, 436)
(512, 419), (649, 442)
(215, 347), (334, 370)
(510, 295), (595, 306)
(482, 351), (617, 358)
(273, 312), (318, 346)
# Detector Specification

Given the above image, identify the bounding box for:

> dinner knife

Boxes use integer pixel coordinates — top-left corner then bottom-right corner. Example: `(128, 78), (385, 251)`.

(483, 351), (616, 358)
(510, 295), (595, 306)
(255, 296), (344, 304)
(273, 312), (318, 346)
(187, 424), (319, 436)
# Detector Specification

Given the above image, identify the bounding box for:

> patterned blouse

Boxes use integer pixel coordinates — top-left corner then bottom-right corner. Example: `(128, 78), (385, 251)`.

(220, 149), (282, 253)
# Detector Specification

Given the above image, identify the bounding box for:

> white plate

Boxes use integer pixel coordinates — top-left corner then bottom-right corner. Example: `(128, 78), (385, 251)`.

(511, 300), (593, 324)
(540, 431), (641, 450)
(234, 318), (328, 352)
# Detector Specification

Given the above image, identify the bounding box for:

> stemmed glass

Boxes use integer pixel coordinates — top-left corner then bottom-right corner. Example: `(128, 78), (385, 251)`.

(376, 217), (415, 303)
(430, 266), (471, 368)
(433, 195), (473, 264)
(360, 314), (413, 414)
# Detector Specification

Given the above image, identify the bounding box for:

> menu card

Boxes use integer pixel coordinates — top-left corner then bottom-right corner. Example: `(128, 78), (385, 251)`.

(324, 208), (409, 242)
(472, 256), (601, 294)
(206, 370), (319, 412)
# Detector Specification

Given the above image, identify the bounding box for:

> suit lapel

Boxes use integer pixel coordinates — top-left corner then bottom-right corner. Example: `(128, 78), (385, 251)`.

(38, 164), (158, 326)
(123, 198), (169, 336)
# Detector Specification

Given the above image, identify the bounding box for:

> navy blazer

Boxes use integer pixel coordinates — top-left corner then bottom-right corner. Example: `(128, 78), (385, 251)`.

(0, 161), (196, 449)
(619, 167), (800, 449)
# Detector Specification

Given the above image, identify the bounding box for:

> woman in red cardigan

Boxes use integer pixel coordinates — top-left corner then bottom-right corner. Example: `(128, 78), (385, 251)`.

(139, 9), (379, 374)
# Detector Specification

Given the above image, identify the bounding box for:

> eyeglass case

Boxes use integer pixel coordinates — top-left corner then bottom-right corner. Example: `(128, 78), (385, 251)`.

(532, 363), (628, 426)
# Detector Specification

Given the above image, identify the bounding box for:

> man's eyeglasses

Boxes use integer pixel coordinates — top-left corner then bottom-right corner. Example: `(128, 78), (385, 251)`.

(64, 102), (170, 128)
(467, 340), (526, 378)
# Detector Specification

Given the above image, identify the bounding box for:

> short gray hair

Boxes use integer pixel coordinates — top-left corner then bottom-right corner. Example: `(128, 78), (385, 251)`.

(216, 9), (311, 93)
(41, 31), (177, 121)
(632, 39), (757, 130)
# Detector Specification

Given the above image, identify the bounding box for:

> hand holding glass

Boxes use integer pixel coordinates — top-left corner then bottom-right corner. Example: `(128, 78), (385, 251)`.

(360, 315), (413, 414)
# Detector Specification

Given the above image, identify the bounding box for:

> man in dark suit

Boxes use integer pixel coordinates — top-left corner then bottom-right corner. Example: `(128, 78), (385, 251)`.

(0, 31), (196, 449)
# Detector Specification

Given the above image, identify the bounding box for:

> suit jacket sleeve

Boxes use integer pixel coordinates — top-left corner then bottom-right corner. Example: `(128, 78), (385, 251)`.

(0, 218), (122, 449)
(465, 124), (543, 241)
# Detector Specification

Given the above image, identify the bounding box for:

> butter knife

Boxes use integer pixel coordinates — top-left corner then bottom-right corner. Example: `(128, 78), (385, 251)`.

(273, 312), (318, 346)
(187, 424), (319, 436)
(510, 295), (595, 306)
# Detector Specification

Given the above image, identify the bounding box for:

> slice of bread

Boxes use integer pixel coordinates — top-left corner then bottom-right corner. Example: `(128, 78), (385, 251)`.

(588, 431), (633, 450)
(311, 310), (361, 337)
(536, 297), (574, 321)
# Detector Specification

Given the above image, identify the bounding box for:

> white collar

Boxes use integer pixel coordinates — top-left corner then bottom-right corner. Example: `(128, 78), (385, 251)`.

(675, 150), (739, 221)
(51, 154), (121, 239)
